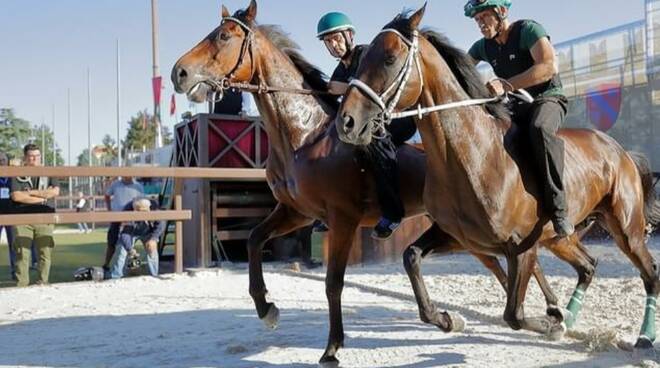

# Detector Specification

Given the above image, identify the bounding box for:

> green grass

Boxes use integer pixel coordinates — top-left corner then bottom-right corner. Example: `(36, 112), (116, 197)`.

(0, 227), (108, 288)
(0, 227), (324, 288)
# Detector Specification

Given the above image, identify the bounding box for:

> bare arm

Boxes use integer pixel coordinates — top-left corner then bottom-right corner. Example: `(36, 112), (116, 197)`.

(328, 81), (349, 95)
(467, 54), (480, 67)
(104, 194), (112, 211)
(11, 191), (47, 205)
(28, 186), (60, 199)
(506, 37), (557, 90)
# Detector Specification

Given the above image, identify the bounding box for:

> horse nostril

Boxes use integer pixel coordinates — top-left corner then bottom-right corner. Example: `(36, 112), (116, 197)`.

(343, 114), (355, 134)
(177, 67), (188, 83)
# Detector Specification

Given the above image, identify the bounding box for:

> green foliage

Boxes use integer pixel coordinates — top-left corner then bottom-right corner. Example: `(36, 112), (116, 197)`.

(0, 108), (64, 165)
(122, 111), (172, 153)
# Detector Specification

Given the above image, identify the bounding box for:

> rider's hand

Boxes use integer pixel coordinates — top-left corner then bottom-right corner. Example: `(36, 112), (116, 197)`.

(486, 79), (512, 97)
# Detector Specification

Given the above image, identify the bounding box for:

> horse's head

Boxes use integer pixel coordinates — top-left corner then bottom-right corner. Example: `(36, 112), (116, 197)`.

(336, 4), (427, 146)
(171, 0), (258, 103)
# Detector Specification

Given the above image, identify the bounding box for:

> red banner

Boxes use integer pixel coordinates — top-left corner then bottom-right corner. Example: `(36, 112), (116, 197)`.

(152, 76), (162, 106)
(170, 94), (176, 116)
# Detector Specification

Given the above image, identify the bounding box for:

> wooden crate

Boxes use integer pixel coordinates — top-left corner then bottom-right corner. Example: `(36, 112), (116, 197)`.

(176, 113), (268, 169)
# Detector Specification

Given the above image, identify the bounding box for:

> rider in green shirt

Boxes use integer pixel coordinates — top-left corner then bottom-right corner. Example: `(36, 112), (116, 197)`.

(465, 0), (574, 237)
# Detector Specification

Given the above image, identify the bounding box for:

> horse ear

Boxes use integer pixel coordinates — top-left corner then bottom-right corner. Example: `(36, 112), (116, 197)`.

(409, 2), (427, 30)
(245, 0), (257, 21)
(221, 5), (230, 18)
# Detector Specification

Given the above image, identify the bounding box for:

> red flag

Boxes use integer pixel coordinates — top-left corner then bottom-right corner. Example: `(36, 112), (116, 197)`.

(152, 76), (162, 106)
(170, 94), (176, 116)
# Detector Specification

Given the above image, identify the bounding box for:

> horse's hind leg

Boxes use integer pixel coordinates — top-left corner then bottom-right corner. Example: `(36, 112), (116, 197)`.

(403, 222), (465, 332)
(602, 208), (660, 349)
(248, 203), (312, 329)
(543, 234), (598, 328)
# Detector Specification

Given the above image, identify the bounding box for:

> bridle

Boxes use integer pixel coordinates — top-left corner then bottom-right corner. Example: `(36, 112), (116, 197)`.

(348, 28), (424, 136)
(203, 16), (330, 103)
(347, 27), (531, 138)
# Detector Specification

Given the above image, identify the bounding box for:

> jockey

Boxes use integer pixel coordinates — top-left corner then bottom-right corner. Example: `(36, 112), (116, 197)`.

(317, 11), (417, 240)
(465, 0), (574, 237)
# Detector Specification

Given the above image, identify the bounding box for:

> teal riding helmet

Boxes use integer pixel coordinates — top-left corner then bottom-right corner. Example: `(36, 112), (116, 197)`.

(317, 12), (355, 39)
(464, 0), (512, 18)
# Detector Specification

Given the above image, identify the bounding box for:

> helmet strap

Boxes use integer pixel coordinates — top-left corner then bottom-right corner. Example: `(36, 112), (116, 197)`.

(493, 7), (507, 40)
(340, 30), (354, 60)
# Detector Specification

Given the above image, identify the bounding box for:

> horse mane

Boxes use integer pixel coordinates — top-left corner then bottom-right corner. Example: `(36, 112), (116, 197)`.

(228, 14), (339, 111)
(384, 14), (510, 122)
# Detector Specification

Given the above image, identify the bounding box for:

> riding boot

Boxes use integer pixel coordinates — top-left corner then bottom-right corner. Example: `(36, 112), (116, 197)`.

(366, 134), (404, 240)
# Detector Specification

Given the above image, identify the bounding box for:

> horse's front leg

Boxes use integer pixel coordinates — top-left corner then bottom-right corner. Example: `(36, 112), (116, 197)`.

(319, 213), (359, 368)
(248, 203), (311, 329)
(503, 244), (539, 331)
(403, 222), (465, 332)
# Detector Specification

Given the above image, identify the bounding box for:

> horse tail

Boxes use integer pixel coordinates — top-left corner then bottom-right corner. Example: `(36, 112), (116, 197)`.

(629, 151), (660, 230)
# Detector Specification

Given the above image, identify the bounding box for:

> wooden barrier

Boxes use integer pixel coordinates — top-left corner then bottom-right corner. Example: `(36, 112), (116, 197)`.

(0, 166), (266, 273)
(1, 166), (265, 180)
(0, 196), (190, 273)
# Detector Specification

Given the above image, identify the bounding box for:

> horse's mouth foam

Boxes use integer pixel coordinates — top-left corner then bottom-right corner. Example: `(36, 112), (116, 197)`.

(186, 82), (208, 103)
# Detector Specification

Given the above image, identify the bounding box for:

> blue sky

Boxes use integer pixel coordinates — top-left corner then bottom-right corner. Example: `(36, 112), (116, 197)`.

(0, 0), (647, 163)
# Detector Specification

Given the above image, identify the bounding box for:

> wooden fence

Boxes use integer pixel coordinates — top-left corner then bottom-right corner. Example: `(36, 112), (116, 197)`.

(0, 166), (266, 273)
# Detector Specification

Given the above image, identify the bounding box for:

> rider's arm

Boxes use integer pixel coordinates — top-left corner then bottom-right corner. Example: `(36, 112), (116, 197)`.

(467, 55), (480, 67)
(328, 81), (349, 95)
(506, 37), (557, 91)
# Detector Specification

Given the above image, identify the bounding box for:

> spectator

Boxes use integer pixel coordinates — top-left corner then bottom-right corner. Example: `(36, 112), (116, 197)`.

(10, 144), (59, 287)
(1, 152), (38, 281)
(75, 191), (90, 233)
(0, 152), (17, 280)
(103, 176), (144, 270)
(108, 198), (165, 279)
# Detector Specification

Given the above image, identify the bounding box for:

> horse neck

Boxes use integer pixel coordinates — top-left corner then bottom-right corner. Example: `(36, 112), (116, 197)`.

(417, 46), (508, 172)
(250, 35), (332, 164)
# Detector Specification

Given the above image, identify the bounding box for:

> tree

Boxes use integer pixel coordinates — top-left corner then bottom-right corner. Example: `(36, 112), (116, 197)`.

(76, 148), (91, 167)
(122, 111), (173, 154)
(0, 108), (64, 165)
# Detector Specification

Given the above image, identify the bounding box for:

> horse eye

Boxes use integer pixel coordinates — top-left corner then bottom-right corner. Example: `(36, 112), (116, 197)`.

(384, 55), (396, 66)
(219, 32), (231, 41)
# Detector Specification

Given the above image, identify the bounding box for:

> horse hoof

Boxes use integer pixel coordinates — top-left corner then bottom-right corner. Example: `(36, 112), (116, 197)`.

(547, 322), (567, 341)
(633, 338), (657, 361)
(546, 305), (567, 324)
(261, 304), (280, 330)
(318, 356), (339, 368)
(634, 336), (655, 350)
(449, 312), (466, 332)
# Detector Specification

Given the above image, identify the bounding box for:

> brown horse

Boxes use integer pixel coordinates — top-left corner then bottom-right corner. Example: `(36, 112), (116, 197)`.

(337, 5), (660, 350)
(172, 1), (602, 365)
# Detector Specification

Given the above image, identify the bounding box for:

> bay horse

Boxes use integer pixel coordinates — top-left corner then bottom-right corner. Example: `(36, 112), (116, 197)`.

(172, 1), (604, 365)
(337, 5), (660, 351)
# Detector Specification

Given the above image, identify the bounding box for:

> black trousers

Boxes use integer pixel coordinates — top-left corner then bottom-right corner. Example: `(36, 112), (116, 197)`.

(366, 116), (417, 222)
(511, 96), (569, 218)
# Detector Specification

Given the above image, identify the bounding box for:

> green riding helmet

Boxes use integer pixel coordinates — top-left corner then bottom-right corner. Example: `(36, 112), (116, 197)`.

(464, 0), (512, 18)
(317, 12), (355, 39)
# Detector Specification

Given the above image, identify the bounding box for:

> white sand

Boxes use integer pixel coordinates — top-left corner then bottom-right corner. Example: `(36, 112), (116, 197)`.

(0, 237), (659, 367)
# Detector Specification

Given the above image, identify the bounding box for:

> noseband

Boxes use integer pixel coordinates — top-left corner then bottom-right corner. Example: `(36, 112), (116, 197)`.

(348, 29), (424, 135)
(347, 29), (530, 138)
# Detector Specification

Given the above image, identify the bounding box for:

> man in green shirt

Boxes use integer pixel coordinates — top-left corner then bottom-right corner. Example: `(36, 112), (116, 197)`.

(10, 144), (59, 286)
(465, 0), (574, 237)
